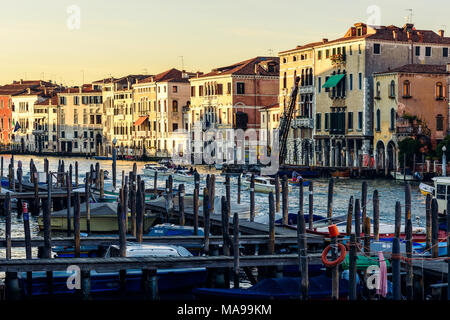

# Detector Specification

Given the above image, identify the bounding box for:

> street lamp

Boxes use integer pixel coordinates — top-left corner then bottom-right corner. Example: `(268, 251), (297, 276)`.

(442, 145), (447, 176)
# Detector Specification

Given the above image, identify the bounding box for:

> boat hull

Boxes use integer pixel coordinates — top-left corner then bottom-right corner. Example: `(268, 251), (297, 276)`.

(18, 268), (207, 296)
(38, 214), (157, 233)
(173, 174), (194, 182)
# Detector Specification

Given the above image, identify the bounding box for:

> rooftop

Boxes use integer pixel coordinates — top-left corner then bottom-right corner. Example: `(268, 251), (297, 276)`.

(375, 64), (450, 75)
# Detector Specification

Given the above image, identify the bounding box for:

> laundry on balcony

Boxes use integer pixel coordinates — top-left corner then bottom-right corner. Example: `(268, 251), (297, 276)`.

(134, 116), (148, 126)
(322, 74), (345, 88)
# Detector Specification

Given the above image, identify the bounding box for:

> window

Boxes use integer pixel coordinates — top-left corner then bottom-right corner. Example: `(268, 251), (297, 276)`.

(437, 114), (444, 131)
(444, 48), (449, 58)
(437, 184), (446, 200)
(403, 80), (411, 97)
(376, 81), (381, 98)
(282, 58), (287, 63)
(74, 131), (78, 138)
(172, 100), (178, 112)
(199, 86), (204, 96)
(318, 51), (322, 60)
(316, 113), (321, 130)
(425, 47), (432, 57)
(217, 84), (223, 95)
(436, 82), (445, 99)
(358, 73), (362, 90)
(389, 80), (396, 98)
(318, 77), (322, 93)
(358, 44), (361, 54)
(390, 108), (395, 130)
(227, 83), (232, 94)
(348, 112), (353, 130)
(324, 113), (329, 130)
(236, 82), (245, 95)
(415, 46), (421, 56)
(373, 43), (381, 54)
(349, 45), (353, 55)
(283, 72), (287, 89)
(326, 49), (330, 58)
(349, 74), (353, 91)
(191, 86), (196, 97)
(357, 112), (363, 130)
(376, 109), (381, 131)
(172, 86), (178, 93)
(73, 96), (79, 105)
(172, 123), (178, 131)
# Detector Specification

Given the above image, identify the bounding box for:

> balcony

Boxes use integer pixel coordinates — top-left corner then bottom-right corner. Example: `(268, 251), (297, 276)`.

(291, 117), (314, 129)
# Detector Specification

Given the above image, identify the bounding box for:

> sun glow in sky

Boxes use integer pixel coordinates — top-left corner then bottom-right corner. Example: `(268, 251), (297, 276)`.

(1, 0), (448, 85)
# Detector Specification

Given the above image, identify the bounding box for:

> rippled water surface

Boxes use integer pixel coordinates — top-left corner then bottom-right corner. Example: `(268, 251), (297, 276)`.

(0, 154), (427, 261)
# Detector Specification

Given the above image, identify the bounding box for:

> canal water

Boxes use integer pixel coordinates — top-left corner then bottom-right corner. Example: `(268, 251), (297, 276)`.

(0, 154), (427, 261)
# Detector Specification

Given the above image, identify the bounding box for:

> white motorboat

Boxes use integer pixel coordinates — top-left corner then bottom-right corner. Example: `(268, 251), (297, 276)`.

(419, 182), (434, 196)
(241, 175), (290, 193)
(142, 164), (173, 177)
(390, 171), (414, 181)
(173, 169), (195, 182)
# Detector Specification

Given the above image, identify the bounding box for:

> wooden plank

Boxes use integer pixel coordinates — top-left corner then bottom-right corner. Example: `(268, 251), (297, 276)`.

(0, 254), (324, 272)
(1, 234), (316, 247)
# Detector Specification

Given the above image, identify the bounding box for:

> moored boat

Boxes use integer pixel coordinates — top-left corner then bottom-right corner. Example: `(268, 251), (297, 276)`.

(193, 274), (353, 300)
(419, 182), (434, 196)
(142, 164), (173, 177)
(173, 169), (195, 182)
(37, 202), (157, 233)
(19, 243), (207, 296)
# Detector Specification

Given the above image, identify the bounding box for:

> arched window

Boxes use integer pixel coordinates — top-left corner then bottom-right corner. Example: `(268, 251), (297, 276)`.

(283, 72), (287, 89)
(437, 114), (444, 131)
(309, 68), (313, 86)
(390, 108), (395, 130)
(403, 80), (411, 97)
(376, 81), (381, 98)
(389, 80), (395, 98)
(172, 100), (178, 112)
(436, 82), (444, 99)
(376, 109), (381, 131)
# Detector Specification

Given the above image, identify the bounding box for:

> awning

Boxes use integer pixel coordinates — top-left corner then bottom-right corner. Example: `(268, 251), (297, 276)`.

(134, 116), (148, 126)
(322, 74), (345, 88)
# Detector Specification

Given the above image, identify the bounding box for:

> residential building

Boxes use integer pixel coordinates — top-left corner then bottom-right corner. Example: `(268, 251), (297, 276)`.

(96, 75), (146, 155)
(33, 95), (58, 152)
(10, 81), (59, 151)
(132, 68), (192, 157)
(189, 57), (279, 161)
(313, 23), (450, 168)
(278, 46), (316, 165)
(57, 85), (103, 154)
(373, 64), (450, 173)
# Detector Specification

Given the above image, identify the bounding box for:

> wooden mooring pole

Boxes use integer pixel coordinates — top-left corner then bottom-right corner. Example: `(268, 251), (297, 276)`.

(297, 179), (308, 300)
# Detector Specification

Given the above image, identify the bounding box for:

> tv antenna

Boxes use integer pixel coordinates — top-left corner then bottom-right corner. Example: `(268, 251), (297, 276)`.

(405, 9), (413, 24)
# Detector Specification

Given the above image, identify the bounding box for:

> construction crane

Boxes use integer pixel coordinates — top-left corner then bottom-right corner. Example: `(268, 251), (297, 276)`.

(279, 76), (300, 165)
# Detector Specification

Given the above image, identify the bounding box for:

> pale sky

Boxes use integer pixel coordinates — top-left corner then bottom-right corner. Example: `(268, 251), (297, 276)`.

(1, 0), (449, 86)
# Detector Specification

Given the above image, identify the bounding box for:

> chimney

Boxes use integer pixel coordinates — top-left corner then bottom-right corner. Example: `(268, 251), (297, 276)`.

(20, 79), (23, 84)
(27, 88), (31, 94)
(439, 29), (445, 38)
(322, 38), (328, 43)
(393, 30), (398, 40)
(407, 31), (412, 40)
(418, 31), (424, 42)
(127, 80), (131, 90)
(79, 86), (82, 93)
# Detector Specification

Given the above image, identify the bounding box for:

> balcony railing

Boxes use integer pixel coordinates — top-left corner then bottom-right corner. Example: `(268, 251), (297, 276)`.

(291, 117), (314, 129)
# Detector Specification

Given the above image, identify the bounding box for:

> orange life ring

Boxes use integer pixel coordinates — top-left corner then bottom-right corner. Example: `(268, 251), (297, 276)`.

(321, 243), (347, 268)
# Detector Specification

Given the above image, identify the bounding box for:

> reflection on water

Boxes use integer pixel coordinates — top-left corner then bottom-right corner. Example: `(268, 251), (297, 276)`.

(0, 154), (427, 261)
